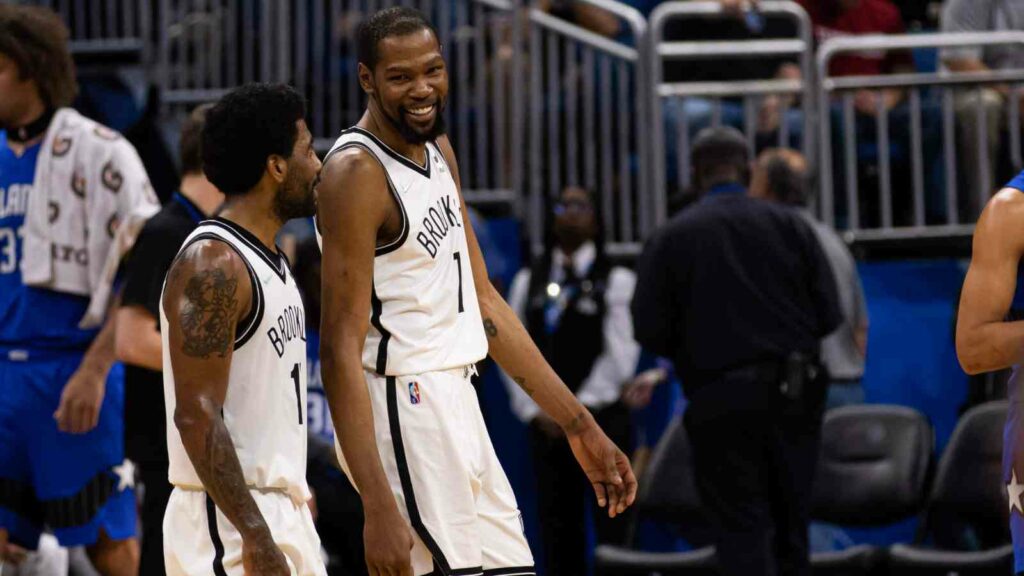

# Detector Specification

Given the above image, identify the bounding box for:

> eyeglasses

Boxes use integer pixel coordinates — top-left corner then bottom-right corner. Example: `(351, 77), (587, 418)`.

(554, 200), (593, 216)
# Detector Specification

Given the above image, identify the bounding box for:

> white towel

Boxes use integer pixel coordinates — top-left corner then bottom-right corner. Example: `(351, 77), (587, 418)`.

(22, 108), (160, 329)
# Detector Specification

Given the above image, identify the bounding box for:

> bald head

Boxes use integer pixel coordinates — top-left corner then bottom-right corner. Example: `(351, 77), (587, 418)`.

(750, 148), (809, 206)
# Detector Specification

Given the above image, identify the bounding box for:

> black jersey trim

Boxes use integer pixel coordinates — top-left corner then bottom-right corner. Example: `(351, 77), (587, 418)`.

(370, 283), (390, 375)
(0, 478), (45, 530)
(386, 376), (452, 575)
(344, 126), (431, 178)
(41, 470), (117, 529)
(205, 495), (229, 576)
(482, 568), (537, 576)
(206, 218), (287, 282)
(328, 142), (410, 257)
(426, 568), (484, 576)
(177, 232), (264, 350)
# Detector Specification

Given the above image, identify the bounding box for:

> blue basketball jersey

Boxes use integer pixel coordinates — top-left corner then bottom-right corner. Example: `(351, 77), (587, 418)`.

(1008, 171), (1024, 314)
(0, 131), (96, 351)
(1000, 170), (1024, 572)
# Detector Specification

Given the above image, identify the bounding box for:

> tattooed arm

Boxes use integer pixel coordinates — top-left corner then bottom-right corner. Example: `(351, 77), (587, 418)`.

(162, 240), (289, 576)
(436, 136), (637, 518)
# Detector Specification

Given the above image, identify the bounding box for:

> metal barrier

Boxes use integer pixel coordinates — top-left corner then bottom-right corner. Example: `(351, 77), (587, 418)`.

(526, 0), (649, 256)
(648, 0), (813, 227)
(49, 1), (1024, 249)
(154, 0), (524, 209)
(817, 32), (1024, 240)
(20, 0), (151, 59)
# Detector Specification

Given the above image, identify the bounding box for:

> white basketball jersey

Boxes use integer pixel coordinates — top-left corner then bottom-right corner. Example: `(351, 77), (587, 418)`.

(319, 127), (488, 376)
(161, 218), (310, 503)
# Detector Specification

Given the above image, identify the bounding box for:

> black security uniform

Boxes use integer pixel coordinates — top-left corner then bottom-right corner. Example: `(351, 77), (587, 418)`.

(121, 192), (205, 576)
(524, 253), (631, 576)
(632, 184), (841, 576)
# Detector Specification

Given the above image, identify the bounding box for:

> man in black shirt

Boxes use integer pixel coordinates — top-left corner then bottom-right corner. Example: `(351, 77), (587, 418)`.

(114, 104), (223, 576)
(632, 128), (841, 576)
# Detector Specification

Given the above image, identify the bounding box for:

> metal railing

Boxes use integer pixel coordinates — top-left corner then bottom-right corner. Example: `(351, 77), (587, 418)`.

(154, 0), (524, 208)
(20, 0), (151, 60)
(37, 0), (1024, 250)
(527, 0), (649, 256)
(648, 0), (813, 227)
(817, 32), (1024, 241)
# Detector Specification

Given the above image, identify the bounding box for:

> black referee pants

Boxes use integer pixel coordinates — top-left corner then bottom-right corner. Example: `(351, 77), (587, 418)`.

(530, 402), (632, 576)
(138, 462), (173, 576)
(686, 387), (822, 576)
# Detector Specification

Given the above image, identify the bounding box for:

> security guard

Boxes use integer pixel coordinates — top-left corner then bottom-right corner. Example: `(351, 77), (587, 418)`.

(632, 127), (842, 576)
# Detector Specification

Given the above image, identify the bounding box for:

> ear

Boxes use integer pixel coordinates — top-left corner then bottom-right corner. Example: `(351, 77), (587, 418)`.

(267, 154), (288, 184)
(358, 62), (374, 95)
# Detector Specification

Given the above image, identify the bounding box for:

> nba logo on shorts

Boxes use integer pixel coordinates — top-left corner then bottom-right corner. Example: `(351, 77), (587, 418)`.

(409, 381), (421, 405)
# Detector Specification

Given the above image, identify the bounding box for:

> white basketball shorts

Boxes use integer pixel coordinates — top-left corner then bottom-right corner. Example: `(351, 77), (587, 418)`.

(163, 487), (327, 576)
(338, 365), (536, 576)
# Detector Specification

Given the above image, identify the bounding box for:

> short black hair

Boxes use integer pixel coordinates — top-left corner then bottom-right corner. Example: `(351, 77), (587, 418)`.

(357, 7), (438, 70)
(691, 127), (750, 191)
(179, 103), (212, 176)
(202, 83), (306, 196)
(763, 152), (809, 206)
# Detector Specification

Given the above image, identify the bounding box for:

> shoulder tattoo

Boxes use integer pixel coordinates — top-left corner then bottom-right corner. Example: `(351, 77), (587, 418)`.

(180, 269), (239, 358)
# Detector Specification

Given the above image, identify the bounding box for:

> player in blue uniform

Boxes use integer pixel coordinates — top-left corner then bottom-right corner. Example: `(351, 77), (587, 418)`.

(0, 6), (145, 574)
(957, 169), (1024, 574)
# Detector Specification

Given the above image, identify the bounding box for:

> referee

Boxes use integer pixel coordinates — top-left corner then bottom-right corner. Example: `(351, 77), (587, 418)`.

(632, 127), (841, 576)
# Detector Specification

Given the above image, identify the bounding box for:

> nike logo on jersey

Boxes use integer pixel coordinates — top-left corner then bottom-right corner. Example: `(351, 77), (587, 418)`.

(267, 304), (306, 358)
(416, 195), (463, 259)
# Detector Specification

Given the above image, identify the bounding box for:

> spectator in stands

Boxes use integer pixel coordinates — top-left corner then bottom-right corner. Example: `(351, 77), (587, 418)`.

(760, 0), (910, 135)
(291, 238), (368, 576)
(759, 0), (929, 226)
(661, 0), (799, 190)
(539, 0), (622, 37)
(501, 186), (638, 576)
(114, 104), (222, 576)
(942, 0), (1024, 216)
(0, 5), (160, 574)
(632, 127), (841, 576)
(750, 149), (869, 409)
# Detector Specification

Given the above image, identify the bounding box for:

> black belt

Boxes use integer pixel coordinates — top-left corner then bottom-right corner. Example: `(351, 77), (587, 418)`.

(683, 354), (825, 421)
(687, 355), (821, 391)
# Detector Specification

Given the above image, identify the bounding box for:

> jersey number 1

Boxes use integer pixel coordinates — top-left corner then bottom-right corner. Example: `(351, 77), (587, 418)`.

(454, 251), (464, 313)
(290, 363), (303, 425)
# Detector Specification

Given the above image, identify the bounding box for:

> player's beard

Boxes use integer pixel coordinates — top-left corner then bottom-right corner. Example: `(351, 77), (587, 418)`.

(380, 95), (448, 144)
(273, 173), (317, 222)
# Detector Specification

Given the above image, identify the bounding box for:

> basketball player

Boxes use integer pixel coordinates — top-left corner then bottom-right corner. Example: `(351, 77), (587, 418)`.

(316, 8), (637, 576)
(957, 168), (1024, 574)
(160, 83), (324, 576)
(0, 6), (158, 573)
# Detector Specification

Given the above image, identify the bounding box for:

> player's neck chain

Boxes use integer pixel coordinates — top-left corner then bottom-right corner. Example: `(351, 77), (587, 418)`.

(7, 108), (55, 144)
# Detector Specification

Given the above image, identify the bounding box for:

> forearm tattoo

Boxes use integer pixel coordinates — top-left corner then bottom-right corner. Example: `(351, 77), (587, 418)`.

(565, 410), (587, 434)
(514, 376), (535, 397)
(180, 269), (238, 358)
(194, 416), (268, 539)
(483, 318), (497, 338)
